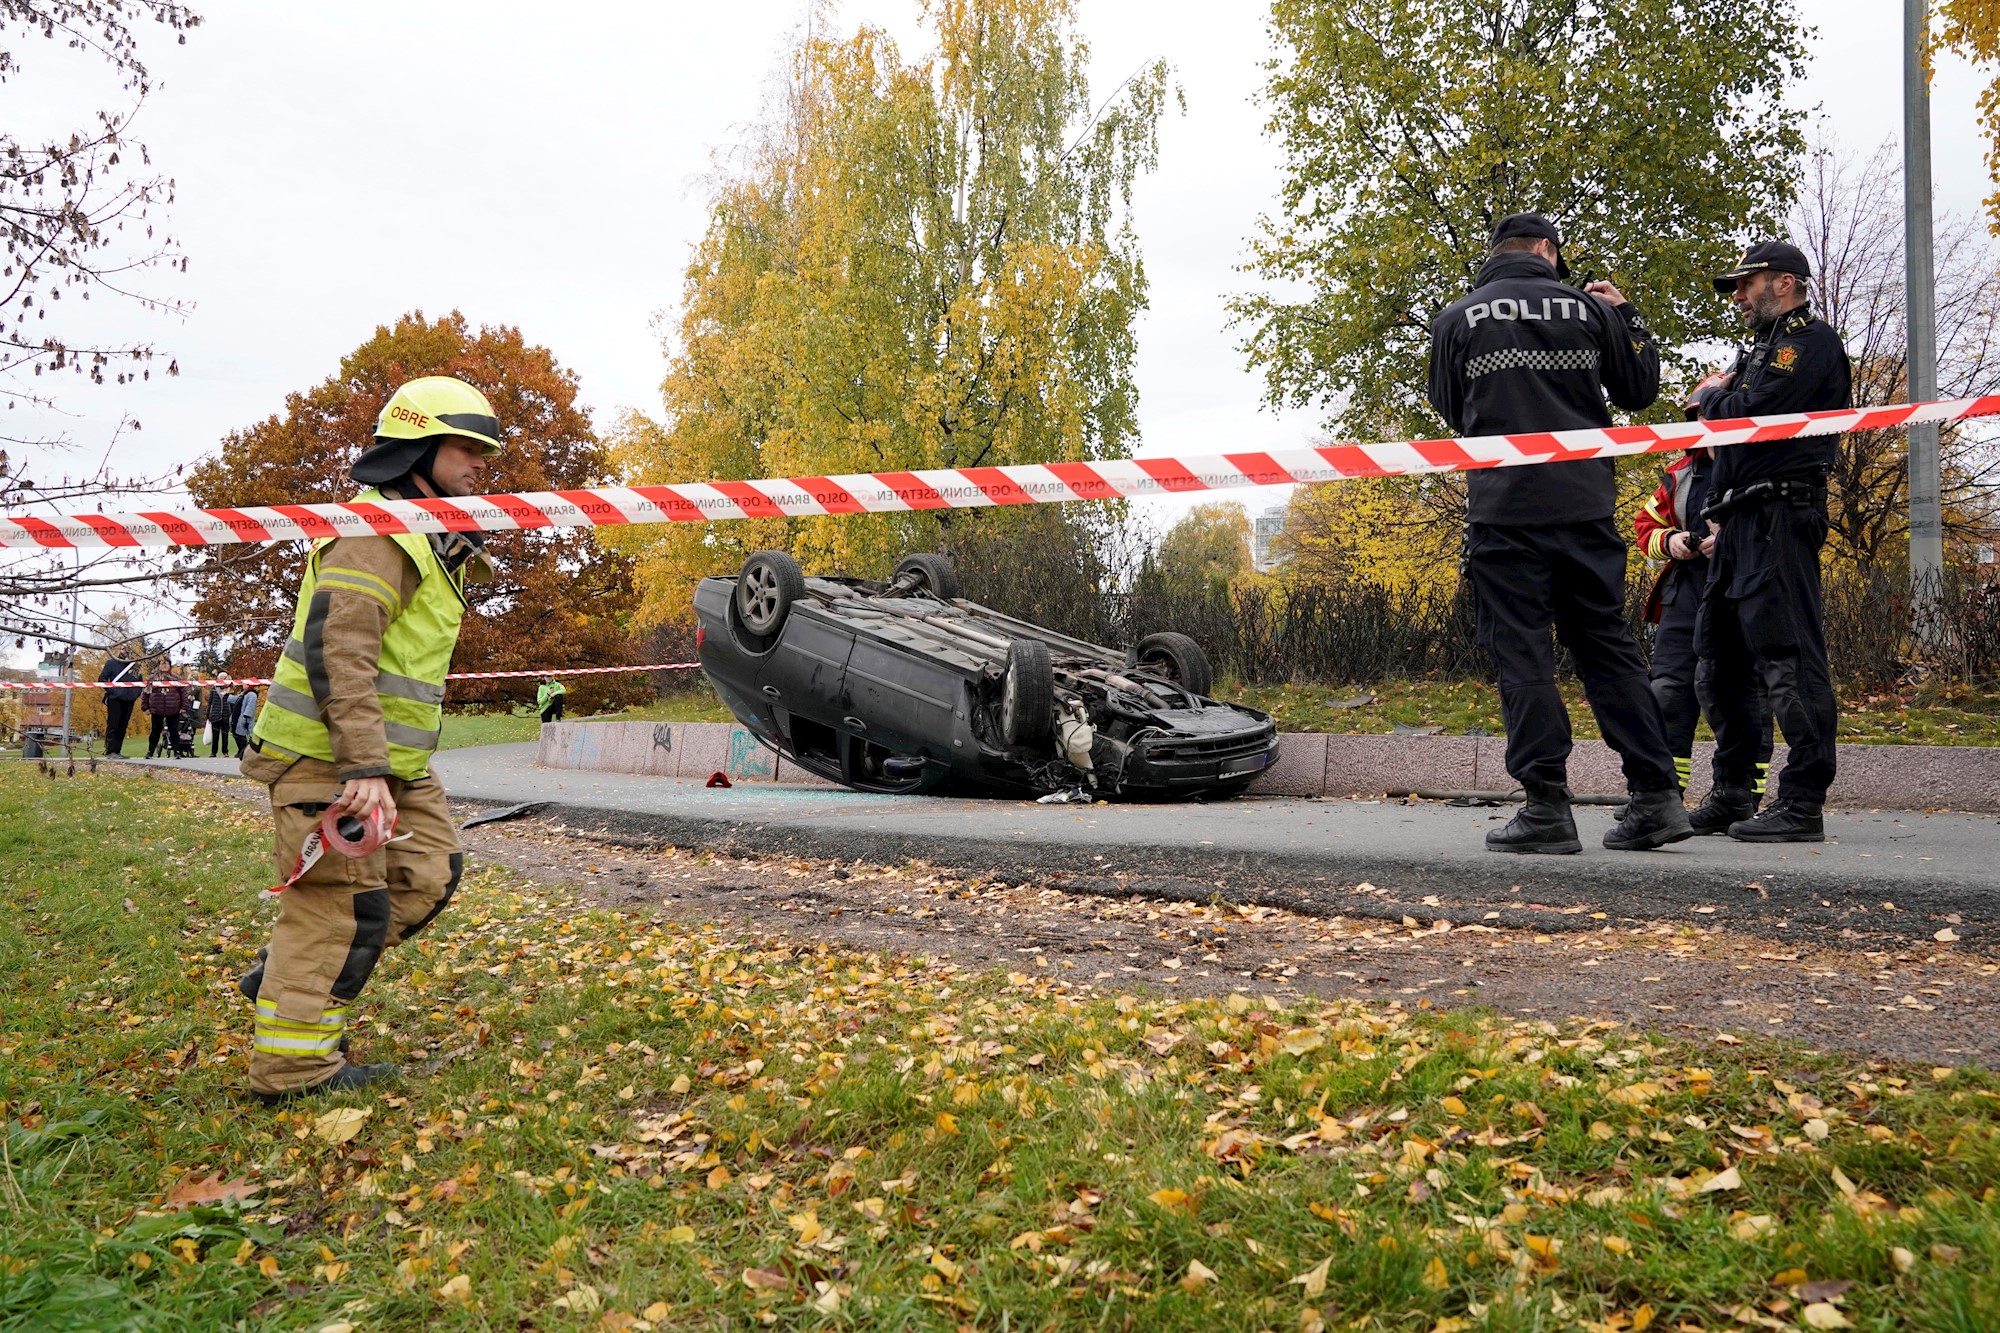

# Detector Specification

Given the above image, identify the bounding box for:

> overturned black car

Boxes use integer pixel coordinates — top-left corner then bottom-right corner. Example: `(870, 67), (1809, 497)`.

(693, 551), (1278, 799)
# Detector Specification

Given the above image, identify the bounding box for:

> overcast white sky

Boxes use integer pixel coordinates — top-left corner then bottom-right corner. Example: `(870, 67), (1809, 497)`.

(6, 0), (1989, 657)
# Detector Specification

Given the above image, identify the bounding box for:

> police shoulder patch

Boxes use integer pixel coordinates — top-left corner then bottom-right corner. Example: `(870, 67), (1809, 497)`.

(1769, 343), (1801, 374)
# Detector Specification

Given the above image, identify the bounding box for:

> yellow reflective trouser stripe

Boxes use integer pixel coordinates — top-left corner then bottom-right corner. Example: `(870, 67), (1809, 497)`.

(253, 999), (347, 1055)
(1673, 756), (1691, 785)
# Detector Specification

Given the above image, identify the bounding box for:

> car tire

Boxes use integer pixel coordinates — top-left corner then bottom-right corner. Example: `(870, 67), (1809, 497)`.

(736, 551), (806, 637)
(1000, 638), (1055, 746)
(1135, 631), (1213, 697)
(893, 552), (960, 600)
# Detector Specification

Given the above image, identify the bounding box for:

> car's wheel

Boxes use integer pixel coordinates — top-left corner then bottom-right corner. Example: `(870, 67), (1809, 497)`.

(736, 551), (805, 637)
(1000, 638), (1055, 746)
(1135, 631), (1213, 697)
(893, 552), (960, 600)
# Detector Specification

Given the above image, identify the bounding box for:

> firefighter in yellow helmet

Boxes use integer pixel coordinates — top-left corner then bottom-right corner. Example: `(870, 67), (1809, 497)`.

(238, 376), (500, 1103)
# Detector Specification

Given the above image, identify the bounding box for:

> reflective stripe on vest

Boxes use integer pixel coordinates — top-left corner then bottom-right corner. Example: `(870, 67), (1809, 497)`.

(251, 489), (467, 779)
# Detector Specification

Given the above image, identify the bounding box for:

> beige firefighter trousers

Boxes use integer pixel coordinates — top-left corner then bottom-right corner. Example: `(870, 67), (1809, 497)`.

(246, 754), (463, 1095)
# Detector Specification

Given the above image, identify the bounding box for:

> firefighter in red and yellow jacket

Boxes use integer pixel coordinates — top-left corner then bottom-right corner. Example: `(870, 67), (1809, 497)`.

(1633, 448), (1772, 830)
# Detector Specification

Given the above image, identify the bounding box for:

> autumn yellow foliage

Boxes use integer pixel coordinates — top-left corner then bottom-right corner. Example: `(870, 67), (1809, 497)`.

(611, 0), (1172, 625)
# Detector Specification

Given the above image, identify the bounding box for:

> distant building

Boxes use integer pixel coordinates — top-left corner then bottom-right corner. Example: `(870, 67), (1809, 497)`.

(1251, 503), (1289, 573)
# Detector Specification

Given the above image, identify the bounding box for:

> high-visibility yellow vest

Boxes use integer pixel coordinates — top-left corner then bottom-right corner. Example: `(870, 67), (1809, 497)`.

(251, 489), (468, 779)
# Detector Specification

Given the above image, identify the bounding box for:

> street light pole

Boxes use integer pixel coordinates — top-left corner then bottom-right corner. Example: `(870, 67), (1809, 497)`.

(59, 547), (79, 755)
(1905, 0), (1944, 617)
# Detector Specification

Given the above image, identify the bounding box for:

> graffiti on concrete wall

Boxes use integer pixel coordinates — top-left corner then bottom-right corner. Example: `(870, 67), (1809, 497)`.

(728, 727), (777, 780)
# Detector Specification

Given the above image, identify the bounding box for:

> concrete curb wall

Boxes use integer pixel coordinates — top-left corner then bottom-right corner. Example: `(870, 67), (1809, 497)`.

(536, 720), (2000, 813)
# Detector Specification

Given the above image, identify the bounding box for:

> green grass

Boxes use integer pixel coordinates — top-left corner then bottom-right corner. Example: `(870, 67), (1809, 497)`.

(436, 690), (734, 751)
(1225, 679), (2000, 748)
(3, 767), (1997, 1330)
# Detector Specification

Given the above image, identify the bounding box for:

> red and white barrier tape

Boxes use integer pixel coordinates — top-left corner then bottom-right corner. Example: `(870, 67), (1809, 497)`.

(266, 806), (407, 898)
(4, 396), (1993, 550)
(0, 662), (700, 690)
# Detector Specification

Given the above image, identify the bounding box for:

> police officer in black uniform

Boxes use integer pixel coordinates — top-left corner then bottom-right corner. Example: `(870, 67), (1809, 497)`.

(1636, 447), (1774, 826)
(1429, 214), (1691, 854)
(1689, 240), (1851, 842)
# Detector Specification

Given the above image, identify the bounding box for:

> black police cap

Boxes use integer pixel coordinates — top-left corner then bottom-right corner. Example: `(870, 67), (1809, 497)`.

(1490, 213), (1568, 279)
(1711, 240), (1811, 293)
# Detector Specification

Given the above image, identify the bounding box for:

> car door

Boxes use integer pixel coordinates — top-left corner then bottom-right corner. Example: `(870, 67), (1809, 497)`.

(756, 604), (853, 728)
(842, 632), (963, 760)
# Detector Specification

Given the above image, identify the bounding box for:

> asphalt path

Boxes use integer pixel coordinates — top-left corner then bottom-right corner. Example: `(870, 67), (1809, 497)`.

(126, 744), (1996, 946)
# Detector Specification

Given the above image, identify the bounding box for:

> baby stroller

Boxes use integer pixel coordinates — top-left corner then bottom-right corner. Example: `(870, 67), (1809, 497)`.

(167, 712), (199, 759)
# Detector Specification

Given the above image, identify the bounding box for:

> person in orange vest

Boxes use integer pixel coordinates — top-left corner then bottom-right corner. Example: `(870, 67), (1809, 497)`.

(1633, 449), (1772, 828)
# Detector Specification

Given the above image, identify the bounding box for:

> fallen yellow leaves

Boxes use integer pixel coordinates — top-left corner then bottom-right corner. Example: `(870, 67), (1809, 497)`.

(1606, 1081), (1664, 1105)
(35, 769), (1998, 1333)
(1289, 1256), (1331, 1299)
(1699, 1165), (1743, 1193)
(312, 1106), (370, 1145)
(1729, 1213), (1775, 1240)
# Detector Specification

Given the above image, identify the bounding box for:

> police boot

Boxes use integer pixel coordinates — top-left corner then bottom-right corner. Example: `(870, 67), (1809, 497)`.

(1728, 799), (1824, 843)
(1687, 785), (1756, 836)
(1603, 788), (1694, 851)
(251, 1061), (399, 1107)
(1609, 787), (1681, 824)
(1485, 788), (1581, 855)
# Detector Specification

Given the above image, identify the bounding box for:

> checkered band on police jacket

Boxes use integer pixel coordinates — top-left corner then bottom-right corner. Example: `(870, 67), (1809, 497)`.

(1464, 348), (1604, 379)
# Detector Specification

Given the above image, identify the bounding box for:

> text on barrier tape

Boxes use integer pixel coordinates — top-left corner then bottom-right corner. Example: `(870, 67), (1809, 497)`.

(0, 663), (700, 690)
(3, 396), (1993, 550)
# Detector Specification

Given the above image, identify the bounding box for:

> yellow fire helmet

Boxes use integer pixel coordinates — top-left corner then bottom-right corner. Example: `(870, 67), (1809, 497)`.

(352, 376), (503, 483)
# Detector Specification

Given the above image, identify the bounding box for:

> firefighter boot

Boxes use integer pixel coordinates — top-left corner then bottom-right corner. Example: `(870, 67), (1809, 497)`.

(1728, 799), (1825, 844)
(1687, 785), (1756, 836)
(1603, 789), (1695, 851)
(238, 948), (266, 1004)
(251, 1060), (399, 1107)
(1486, 788), (1582, 855)
(239, 949), (347, 1055)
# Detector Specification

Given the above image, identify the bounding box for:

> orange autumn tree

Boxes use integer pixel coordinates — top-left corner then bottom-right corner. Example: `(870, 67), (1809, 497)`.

(184, 311), (648, 712)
